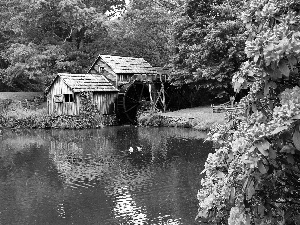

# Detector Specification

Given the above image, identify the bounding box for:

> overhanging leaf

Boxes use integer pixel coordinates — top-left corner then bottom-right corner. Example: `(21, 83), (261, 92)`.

(254, 140), (270, 156)
(293, 127), (300, 150)
(286, 154), (295, 165)
(278, 60), (290, 77)
(271, 69), (282, 80)
(266, 67), (282, 80)
(228, 152), (234, 161)
(257, 204), (265, 217)
(288, 56), (297, 66)
(270, 126), (288, 135)
(258, 161), (267, 174)
(269, 148), (277, 159)
(196, 209), (208, 219)
(254, 54), (259, 63)
(238, 77), (244, 84)
(264, 82), (270, 96)
(249, 146), (256, 152)
(247, 180), (255, 200)
(257, 91), (264, 99)
(280, 145), (295, 154)
(229, 187), (235, 204)
(252, 103), (257, 113)
(269, 100), (274, 110)
(243, 177), (249, 191)
(269, 81), (277, 89)
(216, 171), (225, 178)
(292, 114), (300, 120)
(246, 214), (251, 225)
(234, 81), (242, 93)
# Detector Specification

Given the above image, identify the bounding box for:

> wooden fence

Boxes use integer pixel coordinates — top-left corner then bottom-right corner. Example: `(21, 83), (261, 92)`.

(211, 101), (243, 113)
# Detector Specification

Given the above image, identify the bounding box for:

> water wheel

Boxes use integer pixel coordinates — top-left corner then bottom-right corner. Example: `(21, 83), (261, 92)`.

(117, 82), (150, 124)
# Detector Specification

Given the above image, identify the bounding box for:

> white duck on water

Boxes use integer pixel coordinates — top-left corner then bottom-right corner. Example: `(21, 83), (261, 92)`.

(128, 147), (134, 153)
(128, 146), (142, 153)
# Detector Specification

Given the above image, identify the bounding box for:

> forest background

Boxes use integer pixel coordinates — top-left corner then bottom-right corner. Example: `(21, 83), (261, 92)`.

(0, 0), (248, 107)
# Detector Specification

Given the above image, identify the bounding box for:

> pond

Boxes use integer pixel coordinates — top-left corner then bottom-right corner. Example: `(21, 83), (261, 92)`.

(0, 127), (213, 225)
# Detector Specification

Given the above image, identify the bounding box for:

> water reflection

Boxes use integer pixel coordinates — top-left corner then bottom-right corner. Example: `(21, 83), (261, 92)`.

(0, 127), (212, 225)
(114, 186), (148, 224)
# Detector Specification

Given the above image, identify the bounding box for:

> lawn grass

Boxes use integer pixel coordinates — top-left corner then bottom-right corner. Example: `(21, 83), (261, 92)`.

(162, 106), (222, 119)
(0, 92), (47, 128)
(0, 92), (45, 112)
(162, 106), (225, 130)
(0, 92), (43, 101)
(138, 106), (226, 131)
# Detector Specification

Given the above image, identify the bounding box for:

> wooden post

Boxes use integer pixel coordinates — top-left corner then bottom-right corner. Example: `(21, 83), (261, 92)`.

(149, 83), (153, 102)
(230, 96), (235, 107)
(161, 82), (166, 112)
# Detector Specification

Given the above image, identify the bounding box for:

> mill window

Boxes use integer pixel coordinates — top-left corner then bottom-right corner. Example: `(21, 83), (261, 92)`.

(99, 67), (104, 73)
(64, 94), (74, 102)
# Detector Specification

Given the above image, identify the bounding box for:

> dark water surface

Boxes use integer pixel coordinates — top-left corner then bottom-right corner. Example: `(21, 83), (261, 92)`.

(0, 127), (213, 225)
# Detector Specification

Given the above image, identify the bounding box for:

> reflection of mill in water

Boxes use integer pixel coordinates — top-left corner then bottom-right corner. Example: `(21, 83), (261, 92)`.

(49, 130), (115, 188)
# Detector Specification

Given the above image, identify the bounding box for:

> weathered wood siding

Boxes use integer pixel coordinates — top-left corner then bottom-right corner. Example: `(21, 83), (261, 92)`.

(117, 74), (132, 83)
(47, 77), (118, 115)
(90, 60), (118, 86)
(90, 60), (136, 86)
(47, 77), (78, 115)
(75, 93), (81, 115)
(93, 92), (117, 114)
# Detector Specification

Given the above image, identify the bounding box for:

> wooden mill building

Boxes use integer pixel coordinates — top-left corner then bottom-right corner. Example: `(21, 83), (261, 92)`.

(87, 55), (170, 122)
(46, 55), (171, 123)
(46, 73), (118, 115)
(88, 55), (168, 86)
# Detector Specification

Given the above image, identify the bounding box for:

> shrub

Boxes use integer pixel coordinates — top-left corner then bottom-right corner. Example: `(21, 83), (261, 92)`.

(0, 92), (117, 129)
(197, 0), (300, 224)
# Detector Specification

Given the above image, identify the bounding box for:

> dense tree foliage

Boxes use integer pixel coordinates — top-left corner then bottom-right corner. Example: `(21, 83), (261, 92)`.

(0, 0), (125, 91)
(106, 0), (184, 66)
(172, 0), (247, 101)
(197, 0), (300, 224)
(0, 0), (184, 91)
(0, 0), (245, 107)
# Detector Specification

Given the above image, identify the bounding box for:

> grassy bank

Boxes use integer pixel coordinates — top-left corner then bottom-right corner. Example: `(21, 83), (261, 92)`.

(0, 92), (116, 129)
(0, 92), (225, 130)
(0, 92), (44, 101)
(137, 107), (226, 131)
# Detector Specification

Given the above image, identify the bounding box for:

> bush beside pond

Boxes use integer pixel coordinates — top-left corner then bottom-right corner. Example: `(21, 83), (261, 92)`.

(0, 92), (117, 129)
(0, 101), (117, 129)
(0, 110), (117, 129)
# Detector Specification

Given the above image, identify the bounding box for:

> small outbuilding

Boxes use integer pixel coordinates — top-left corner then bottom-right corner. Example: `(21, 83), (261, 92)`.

(46, 73), (119, 115)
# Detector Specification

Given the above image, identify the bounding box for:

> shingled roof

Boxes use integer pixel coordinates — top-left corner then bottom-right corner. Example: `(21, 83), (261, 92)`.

(89, 55), (158, 74)
(50, 73), (119, 93)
